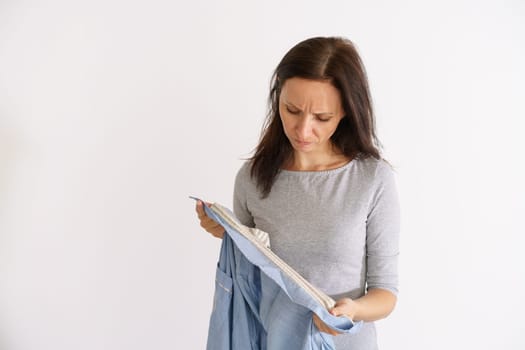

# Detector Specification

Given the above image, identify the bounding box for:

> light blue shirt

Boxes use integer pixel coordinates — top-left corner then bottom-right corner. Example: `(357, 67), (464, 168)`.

(193, 198), (361, 350)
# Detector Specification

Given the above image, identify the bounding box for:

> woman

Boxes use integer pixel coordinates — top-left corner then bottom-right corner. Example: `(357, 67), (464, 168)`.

(196, 36), (400, 349)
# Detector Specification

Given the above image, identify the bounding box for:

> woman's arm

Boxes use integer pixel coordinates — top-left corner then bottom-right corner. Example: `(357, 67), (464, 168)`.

(345, 288), (397, 321)
(315, 162), (401, 335)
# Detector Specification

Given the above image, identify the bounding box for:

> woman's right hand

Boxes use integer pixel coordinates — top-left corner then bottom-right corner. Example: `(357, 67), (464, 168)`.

(195, 200), (225, 239)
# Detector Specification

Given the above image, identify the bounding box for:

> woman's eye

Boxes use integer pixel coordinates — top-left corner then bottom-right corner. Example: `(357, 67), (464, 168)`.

(317, 117), (331, 122)
(286, 106), (300, 114)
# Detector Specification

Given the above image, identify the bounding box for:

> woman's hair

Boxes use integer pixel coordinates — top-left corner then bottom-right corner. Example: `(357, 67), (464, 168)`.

(250, 36), (383, 198)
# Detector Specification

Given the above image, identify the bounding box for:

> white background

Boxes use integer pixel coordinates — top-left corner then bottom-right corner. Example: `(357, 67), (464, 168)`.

(1, 0), (524, 349)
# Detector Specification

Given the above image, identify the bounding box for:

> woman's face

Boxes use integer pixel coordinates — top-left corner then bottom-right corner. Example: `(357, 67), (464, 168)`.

(279, 77), (344, 155)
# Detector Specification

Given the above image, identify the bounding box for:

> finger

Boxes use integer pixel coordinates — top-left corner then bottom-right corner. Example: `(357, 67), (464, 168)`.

(312, 314), (323, 330)
(312, 314), (338, 336)
(206, 222), (222, 231)
(211, 228), (225, 238)
(330, 307), (342, 316)
(195, 200), (204, 213)
(199, 219), (214, 229)
(200, 216), (217, 227)
(331, 298), (356, 319)
(330, 300), (349, 316)
(331, 308), (348, 319)
(200, 220), (222, 233)
(195, 201), (207, 218)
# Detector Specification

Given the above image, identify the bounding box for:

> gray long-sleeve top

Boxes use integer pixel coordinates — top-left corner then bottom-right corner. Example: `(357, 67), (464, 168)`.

(233, 156), (401, 349)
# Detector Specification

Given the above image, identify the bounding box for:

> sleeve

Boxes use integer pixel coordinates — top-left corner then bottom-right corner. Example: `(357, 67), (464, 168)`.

(233, 162), (255, 228)
(365, 161), (401, 296)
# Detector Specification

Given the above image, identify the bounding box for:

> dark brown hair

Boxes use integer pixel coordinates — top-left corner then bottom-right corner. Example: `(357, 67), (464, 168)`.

(250, 36), (383, 197)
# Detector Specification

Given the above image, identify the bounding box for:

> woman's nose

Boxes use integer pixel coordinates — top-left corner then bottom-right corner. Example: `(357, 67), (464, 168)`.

(295, 116), (312, 138)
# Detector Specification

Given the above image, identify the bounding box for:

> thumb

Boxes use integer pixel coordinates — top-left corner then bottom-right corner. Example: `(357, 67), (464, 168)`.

(330, 305), (344, 317)
(196, 201), (206, 215)
(330, 298), (352, 317)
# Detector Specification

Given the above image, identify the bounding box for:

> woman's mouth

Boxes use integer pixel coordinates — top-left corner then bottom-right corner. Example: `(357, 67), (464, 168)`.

(295, 139), (313, 147)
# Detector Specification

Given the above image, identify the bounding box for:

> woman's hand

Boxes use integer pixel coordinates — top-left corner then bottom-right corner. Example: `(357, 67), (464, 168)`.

(195, 200), (225, 238)
(313, 289), (397, 334)
(312, 298), (358, 336)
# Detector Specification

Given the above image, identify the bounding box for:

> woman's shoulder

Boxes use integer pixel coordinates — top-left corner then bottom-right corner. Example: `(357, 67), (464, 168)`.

(235, 159), (252, 177)
(354, 155), (397, 183)
(234, 159), (255, 187)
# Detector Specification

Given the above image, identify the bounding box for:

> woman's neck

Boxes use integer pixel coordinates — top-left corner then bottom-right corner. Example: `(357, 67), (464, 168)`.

(283, 148), (351, 171)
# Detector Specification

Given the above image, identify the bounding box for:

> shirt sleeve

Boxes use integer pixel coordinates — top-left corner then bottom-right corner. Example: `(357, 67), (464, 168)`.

(233, 162), (255, 228)
(365, 161), (401, 296)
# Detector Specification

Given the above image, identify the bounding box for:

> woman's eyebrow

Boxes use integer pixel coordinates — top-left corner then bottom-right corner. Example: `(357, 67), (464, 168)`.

(283, 101), (335, 116)
(283, 101), (301, 109)
(313, 112), (335, 117)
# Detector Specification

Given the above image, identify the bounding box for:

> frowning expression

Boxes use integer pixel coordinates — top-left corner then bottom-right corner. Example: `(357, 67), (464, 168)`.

(279, 77), (345, 154)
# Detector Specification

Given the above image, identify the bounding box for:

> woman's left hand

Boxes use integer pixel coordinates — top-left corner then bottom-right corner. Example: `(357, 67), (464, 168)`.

(312, 297), (358, 336)
(313, 289), (397, 334)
